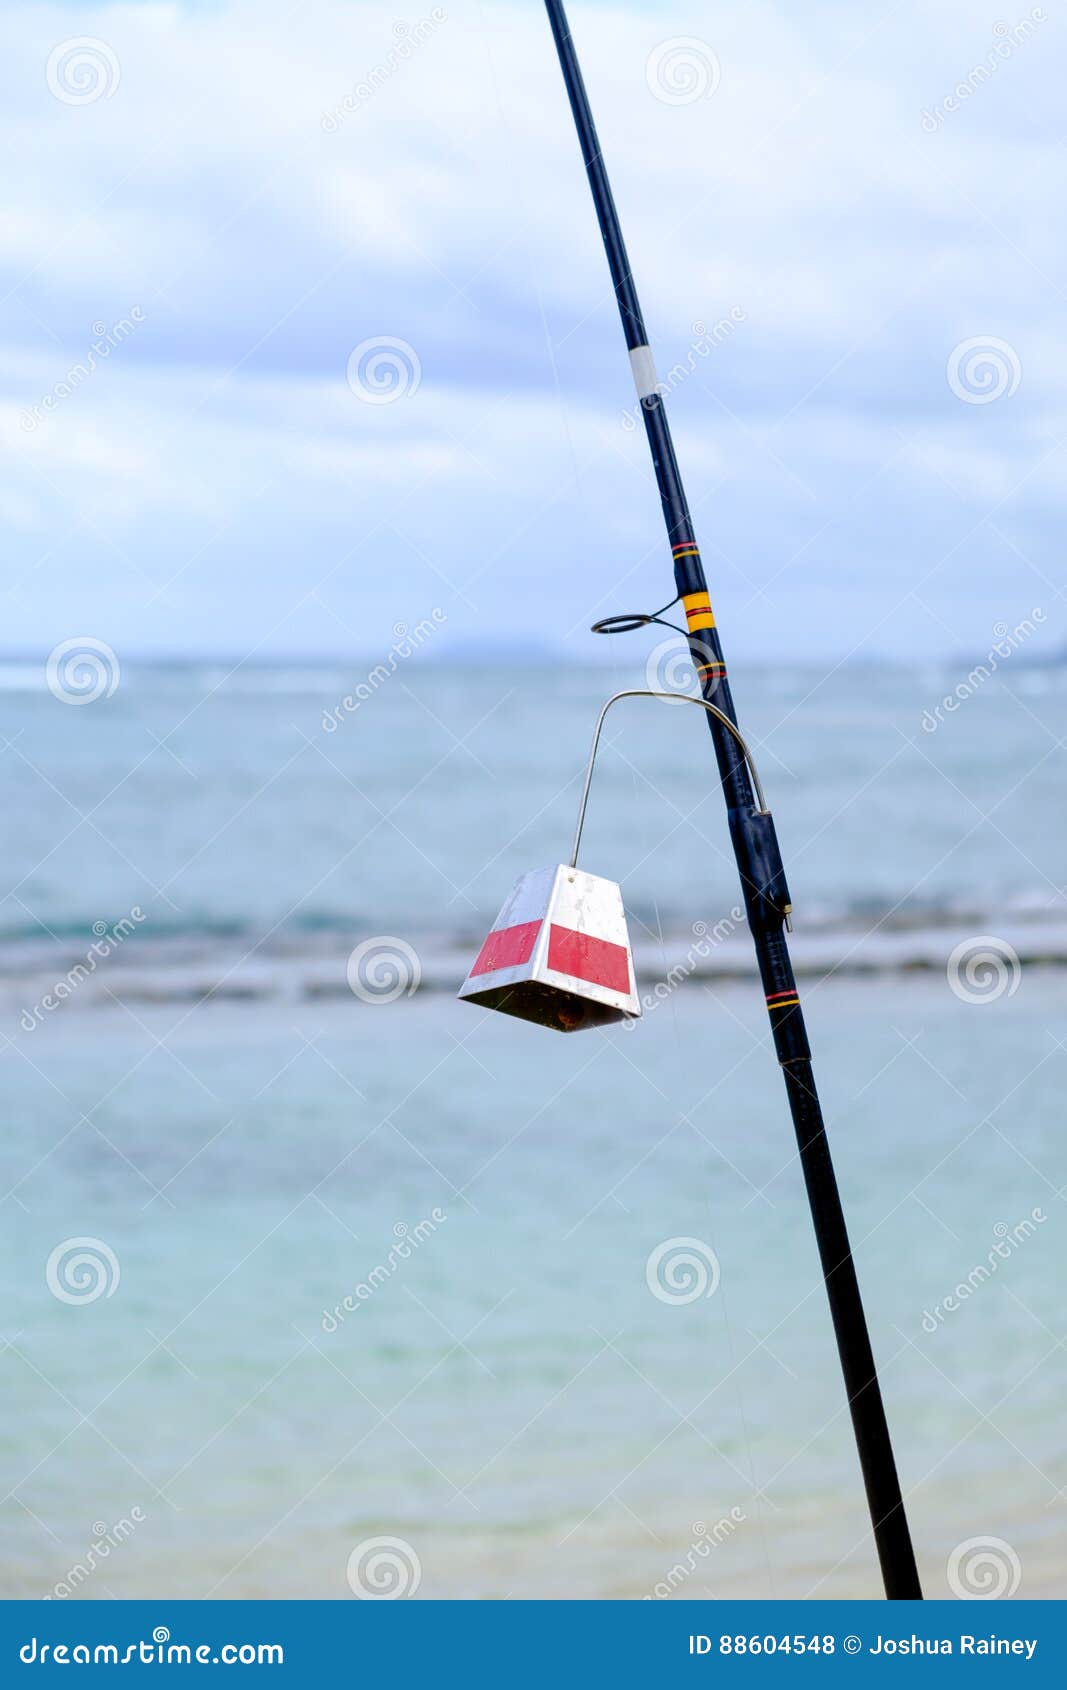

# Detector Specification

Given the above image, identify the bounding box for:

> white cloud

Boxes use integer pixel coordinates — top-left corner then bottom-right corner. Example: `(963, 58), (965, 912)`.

(0, 0), (1063, 657)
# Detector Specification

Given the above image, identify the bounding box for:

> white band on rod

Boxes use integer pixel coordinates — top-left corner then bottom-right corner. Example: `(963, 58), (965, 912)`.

(628, 344), (659, 399)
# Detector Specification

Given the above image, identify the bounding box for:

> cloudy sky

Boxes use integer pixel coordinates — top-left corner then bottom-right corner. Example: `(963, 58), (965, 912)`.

(1, 0), (1064, 661)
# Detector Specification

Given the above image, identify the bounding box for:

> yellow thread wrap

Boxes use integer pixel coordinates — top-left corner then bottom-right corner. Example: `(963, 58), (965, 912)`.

(682, 591), (715, 632)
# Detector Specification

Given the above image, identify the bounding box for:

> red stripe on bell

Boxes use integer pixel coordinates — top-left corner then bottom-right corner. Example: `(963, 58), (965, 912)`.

(469, 920), (541, 976)
(548, 923), (630, 995)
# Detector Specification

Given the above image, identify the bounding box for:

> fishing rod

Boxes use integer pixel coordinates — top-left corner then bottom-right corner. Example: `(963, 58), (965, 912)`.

(542, 0), (922, 1600)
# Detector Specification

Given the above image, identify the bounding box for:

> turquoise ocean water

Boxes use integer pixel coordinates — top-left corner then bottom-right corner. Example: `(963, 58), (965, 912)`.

(0, 657), (1063, 1599)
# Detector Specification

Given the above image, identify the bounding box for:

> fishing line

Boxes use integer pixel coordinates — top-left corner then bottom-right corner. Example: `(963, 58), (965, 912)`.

(575, 550), (760, 1591)
(575, 678), (777, 1589)
(474, 3), (712, 1592)
(541, 0), (922, 1599)
(642, 740), (778, 1596)
(656, 868), (779, 1597)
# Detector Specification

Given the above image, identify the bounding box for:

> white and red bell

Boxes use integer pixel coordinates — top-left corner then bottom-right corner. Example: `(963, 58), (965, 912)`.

(458, 864), (641, 1032)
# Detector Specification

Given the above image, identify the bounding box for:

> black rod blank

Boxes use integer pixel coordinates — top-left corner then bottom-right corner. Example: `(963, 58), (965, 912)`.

(542, 0), (922, 1600)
